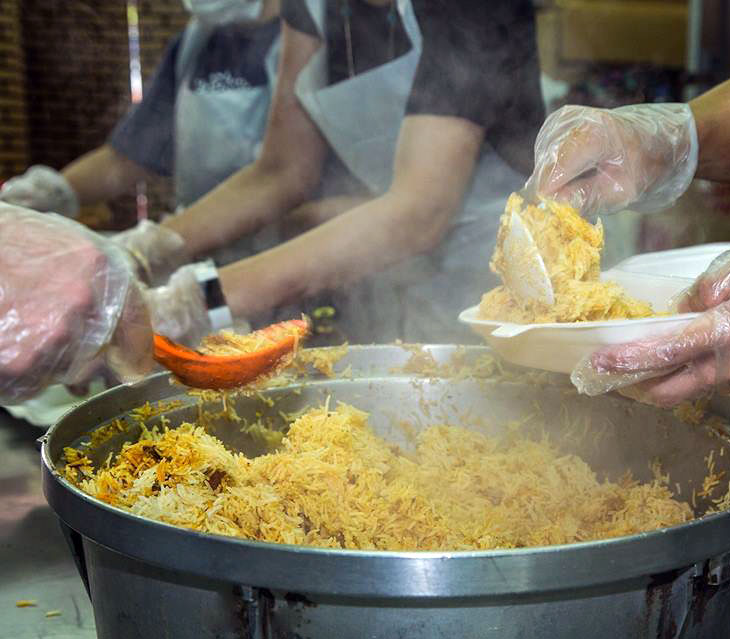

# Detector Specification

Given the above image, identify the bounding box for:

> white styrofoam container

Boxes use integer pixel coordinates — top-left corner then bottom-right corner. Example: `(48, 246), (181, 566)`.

(459, 270), (697, 375)
(612, 243), (730, 279)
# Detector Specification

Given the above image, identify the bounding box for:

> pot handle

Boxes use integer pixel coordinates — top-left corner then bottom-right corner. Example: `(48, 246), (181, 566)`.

(237, 585), (270, 639)
(58, 519), (91, 600)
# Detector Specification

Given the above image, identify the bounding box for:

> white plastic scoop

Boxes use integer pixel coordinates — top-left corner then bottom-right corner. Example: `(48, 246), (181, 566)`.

(500, 207), (555, 306)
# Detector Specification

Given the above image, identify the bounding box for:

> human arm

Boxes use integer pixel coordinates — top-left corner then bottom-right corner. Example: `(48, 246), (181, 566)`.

(217, 114), (484, 316)
(408, 0), (544, 176)
(43, 145), (193, 287)
(63, 149), (190, 287)
(162, 22), (328, 256)
(0, 146), (152, 218)
(281, 195), (372, 240)
(689, 80), (730, 183)
(62, 144), (156, 206)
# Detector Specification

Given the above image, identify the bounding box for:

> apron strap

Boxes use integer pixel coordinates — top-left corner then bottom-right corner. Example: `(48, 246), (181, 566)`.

(263, 30), (282, 89)
(302, 0), (326, 36)
(175, 18), (214, 88)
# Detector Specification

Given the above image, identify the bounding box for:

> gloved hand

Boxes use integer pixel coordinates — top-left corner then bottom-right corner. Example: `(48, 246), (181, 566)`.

(0, 203), (147, 403)
(571, 304), (730, 407)
(66, 263), (215, 396)
(571, 251), (730, 407)
(0, 165), (80, 218)
(142, 263), (213, 348)
(66, 264), (214, 397)
(112, 219), (189, 286)
(0, 203), (213, 404)
(526, 104), (698, 217)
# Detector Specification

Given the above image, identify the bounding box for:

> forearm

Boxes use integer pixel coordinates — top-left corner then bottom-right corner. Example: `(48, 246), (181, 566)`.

(162, 161), (316, 256)
(62, 145), (154, 206)
(282, 195), (372, 240)
(160, 22), (326, 257)
(218, 114), (482, 318)
(690, 79), (730, 183)
(219, 191), (447, 317)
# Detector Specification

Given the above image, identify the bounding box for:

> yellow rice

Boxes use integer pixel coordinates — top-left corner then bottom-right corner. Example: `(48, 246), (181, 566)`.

(66, 402), (692, 551)
(479, 193), (653, 323)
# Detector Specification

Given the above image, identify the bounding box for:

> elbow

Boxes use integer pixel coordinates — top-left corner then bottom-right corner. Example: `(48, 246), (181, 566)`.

(396, 197), (458, 256)
(285, 163), (323, 205)
(254, 153), (322, 207)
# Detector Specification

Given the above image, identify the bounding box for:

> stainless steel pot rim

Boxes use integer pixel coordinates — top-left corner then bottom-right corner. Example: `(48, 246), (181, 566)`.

(44, 460), (729, 561)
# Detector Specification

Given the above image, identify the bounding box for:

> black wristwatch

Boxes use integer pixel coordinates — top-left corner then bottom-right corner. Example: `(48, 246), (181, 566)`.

(192, 260), (233, 331)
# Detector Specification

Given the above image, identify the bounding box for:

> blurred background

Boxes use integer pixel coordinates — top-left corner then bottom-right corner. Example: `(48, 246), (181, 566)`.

(1, 0), (729, 253)
(0, 0), (188, 230)
(536, 0), (730, 259)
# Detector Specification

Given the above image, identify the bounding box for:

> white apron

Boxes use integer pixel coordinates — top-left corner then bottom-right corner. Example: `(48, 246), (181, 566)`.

(294, 0), (524, 343)
(174, 18), (279, 207)
(173, 18), (281, 265)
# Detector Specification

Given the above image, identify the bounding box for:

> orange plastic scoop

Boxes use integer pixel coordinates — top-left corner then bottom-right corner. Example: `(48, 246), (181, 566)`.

(153, 318), (310, 390)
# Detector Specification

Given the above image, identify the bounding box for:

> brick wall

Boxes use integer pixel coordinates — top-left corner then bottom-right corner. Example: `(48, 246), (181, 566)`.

(0, 0), (29, 180)
(20, 1), (131, 170)
(1, 0), (188, 223)
(139, 0), (189, 77)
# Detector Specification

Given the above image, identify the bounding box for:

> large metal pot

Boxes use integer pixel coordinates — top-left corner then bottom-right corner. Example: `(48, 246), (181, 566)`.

(41, 345), (730, 638)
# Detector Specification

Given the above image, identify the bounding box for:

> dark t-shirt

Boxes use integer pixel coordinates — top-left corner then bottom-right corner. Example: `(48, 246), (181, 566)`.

(109, 20), (279, 177)
(281, 0), (544, 174)
(282, 0), (411, 83)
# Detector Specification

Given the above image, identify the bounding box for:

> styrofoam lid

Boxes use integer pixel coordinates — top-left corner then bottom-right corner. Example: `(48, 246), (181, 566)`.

(612, 243), (730, 280)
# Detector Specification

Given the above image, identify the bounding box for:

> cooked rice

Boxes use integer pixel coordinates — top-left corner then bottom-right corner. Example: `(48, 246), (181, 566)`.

(479, 193), (653, 323)
(199, 322), (304, 356)
(66, 402), (692, 550)
(292, 344), (349, 377)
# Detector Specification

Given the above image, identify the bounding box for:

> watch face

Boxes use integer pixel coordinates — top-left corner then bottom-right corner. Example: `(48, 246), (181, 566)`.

(201, 276), (227, 311)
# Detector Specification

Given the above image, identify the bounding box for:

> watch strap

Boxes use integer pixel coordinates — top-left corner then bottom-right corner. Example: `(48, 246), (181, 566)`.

(192, 260), (233, 331)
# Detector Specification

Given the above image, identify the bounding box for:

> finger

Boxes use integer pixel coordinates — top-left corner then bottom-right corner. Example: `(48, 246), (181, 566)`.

(66, 356), (105, 387)
(535, 123), (608, 197)
(676, 284), (703, 313)
(629, 353), (719, 408)
(676, 274), (730, 315)
(676, 252), (730, 312)
(100, 367), (120, 389)
(104, 280), (156, 382)
(552, 171), (622, 217)
(543, 160), (635, 219)
(698, 262), (730, 309)
(0, 192), (34, 209)
(676, 282), (720, 314)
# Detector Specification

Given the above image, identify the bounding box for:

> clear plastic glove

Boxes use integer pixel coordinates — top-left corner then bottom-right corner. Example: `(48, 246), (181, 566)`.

(0, 203), (216, 404)
(526, 104), (698, 217)
(0, 165), (80, 218)
(112, 219), (189, 286)
(571, 304), (730, 407)
(0, 203), (150, 403)
(63, 264), (213, 396)
(143, 263), (212, 348)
